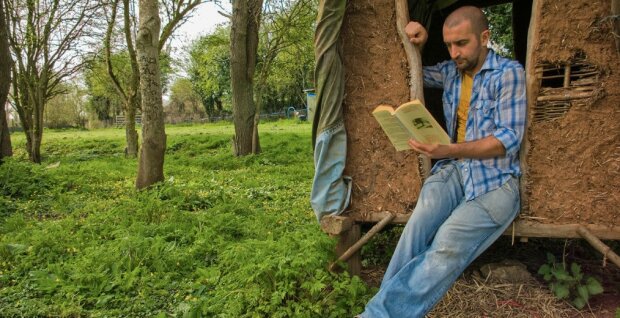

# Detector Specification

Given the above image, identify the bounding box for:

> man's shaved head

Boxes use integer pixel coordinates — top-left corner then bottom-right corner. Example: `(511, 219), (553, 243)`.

(444, 6), (489, 35)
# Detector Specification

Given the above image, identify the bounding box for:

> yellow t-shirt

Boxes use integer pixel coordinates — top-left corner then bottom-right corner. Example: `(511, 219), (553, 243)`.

(457, 73), (473, 143)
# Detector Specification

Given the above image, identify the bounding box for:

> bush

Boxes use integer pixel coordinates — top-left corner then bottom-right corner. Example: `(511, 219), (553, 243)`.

(0, 158), (52, 199)
(538, 252), (604, 309)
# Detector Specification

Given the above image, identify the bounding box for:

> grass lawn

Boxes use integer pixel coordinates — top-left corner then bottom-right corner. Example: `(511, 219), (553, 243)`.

(1, 120), (372, 317)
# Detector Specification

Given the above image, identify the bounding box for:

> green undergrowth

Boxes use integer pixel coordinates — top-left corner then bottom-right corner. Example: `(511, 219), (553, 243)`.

(1, 120), (373, 317)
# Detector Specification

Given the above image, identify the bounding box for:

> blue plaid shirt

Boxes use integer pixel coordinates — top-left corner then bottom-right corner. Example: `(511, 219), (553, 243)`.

(423, 50), (527, 200)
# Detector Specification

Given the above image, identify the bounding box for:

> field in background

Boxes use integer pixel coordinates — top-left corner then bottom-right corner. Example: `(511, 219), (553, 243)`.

(1, 120), (372, 317)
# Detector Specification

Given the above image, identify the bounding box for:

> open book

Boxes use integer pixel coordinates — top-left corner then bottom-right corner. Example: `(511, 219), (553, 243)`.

(372, 99), (451, 151)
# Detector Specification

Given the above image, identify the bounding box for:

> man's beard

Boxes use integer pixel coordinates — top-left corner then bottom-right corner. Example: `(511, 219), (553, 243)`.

(454, 57), (476, 72)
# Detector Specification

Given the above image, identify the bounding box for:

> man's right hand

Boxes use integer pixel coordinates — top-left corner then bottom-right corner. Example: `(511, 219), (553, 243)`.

(404, 21), (428, 46)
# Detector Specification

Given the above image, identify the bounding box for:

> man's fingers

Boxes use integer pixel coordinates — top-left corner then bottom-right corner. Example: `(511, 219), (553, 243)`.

(408, 139), (428, 154)
(404, 21), (427, 46)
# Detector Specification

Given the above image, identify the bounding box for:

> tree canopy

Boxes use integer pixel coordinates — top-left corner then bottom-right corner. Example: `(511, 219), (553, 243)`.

(188, 25), (231, 119)
(187, 0), (316, 120)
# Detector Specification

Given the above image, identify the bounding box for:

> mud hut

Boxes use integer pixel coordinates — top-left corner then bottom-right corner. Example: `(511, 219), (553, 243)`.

(310, 0), (620, 274)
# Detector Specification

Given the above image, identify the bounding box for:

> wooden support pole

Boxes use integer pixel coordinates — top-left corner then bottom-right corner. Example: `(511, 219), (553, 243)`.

(330, 214), (395, 272)
(613, 0), (620, 53)
(394, 0), (431, 178)
(563, 64), (571, 87)
(521, 0), (544, 214)
(334, 223), (361, 275)
(577, 226), (620, 269)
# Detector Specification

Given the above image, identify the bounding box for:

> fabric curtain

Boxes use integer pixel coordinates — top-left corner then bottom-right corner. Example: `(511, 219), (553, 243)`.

(310, 0), (350, 221)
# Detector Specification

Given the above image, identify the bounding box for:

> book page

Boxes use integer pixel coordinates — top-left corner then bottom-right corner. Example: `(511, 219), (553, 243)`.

(372, 109), (411, 151)
(394, 101), (451, 145)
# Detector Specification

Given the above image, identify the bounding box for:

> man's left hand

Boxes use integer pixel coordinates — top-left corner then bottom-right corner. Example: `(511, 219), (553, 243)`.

(408, 139), (452, 159)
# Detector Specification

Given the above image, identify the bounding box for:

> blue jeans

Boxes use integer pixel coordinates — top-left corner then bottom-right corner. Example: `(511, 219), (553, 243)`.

(361, 162), (520, 318)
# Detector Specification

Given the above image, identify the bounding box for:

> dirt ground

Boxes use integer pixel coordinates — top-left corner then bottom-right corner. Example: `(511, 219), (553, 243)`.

(360, 236), (620, 317)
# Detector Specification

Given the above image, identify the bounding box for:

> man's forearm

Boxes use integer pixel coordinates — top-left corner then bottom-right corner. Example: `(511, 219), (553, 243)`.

(408, 135), (506, 159)
(448, 136), (506, 159)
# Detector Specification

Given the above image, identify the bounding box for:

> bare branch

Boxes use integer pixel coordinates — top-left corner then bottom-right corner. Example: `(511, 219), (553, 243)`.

(104, 0), (128, 100)
(218, 10), (231, 19)
(158, 0), (204, 51)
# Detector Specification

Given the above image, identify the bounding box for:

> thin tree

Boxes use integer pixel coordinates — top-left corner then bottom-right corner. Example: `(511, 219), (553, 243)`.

(104, 0), (141, 157)
(104, 0), (208, 159)
(0, 0), (12, 161)
(252, 0), (313, 153)
(230, 0), (263, 156)
(135, 0), (165, 189)
(5, 0), (98, 163)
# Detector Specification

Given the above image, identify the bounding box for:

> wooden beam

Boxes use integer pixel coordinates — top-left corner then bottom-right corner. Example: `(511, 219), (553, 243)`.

(577, 226), (620, 268)
(320, 215), (353, 235)
(353, 211), (411, 224)
(536, 91), (593, 102)
(508, 221), (620, 240)
(351, 213), (620, 240)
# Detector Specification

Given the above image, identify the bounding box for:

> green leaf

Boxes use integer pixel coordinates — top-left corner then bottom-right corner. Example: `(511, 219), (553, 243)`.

(551, 282), (570, 299)
(577, 285), (589, 302)
(538, 264), (551, 276)
(552, 268), (573, 282)
(570, 262), (582, 279)
(572, 296), (586, 309)
(614, 307), (620, 318)
(546, 252), (556, 265)
(586, 277), (604, 295)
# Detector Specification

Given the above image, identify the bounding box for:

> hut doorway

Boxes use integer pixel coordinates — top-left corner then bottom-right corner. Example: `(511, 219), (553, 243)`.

(418, 0), (533, 134)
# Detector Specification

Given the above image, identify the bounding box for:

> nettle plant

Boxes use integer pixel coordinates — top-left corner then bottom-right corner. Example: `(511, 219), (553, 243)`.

(538, 252), (603, 309)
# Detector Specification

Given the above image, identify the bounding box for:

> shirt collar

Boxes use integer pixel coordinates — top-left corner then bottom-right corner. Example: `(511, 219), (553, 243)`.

(479, 49), (500, 72)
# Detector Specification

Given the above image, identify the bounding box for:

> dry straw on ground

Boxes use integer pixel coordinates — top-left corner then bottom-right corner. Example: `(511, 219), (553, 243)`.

(362, 267), (606, 317)
(428, 275), (594, 318)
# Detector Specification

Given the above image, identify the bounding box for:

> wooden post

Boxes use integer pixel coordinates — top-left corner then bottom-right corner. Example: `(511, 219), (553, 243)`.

(334, 223), (362, 276)
(577, 226), (620, 269)
(613, 0), (620, 53)
(321, 215), (354, 235)
(330, 214), (395, 273)
(563, 64), (571, 87)
(520, 0), (544, 214)
(394, 0), (431, 178)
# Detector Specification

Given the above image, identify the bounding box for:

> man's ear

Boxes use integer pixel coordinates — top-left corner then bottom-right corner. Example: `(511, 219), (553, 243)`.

(480, 29), (490, 47)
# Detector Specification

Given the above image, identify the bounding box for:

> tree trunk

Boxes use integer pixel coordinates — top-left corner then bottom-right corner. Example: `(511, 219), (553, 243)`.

(30, 84), (46, 163)
(0, 0), (12, 161)
(123, 0), (140, 159)
(30, 127), (42, 163)
(251, 91), (262, 154)
(124, 97), (139, 158)
(230, 0), (263, 156)
(135, 0), (166, 189)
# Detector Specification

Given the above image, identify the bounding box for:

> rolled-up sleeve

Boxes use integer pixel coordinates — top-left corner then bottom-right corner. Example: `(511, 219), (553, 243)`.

(493, 65), (526, 156)
(423, 61), (448, 89)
